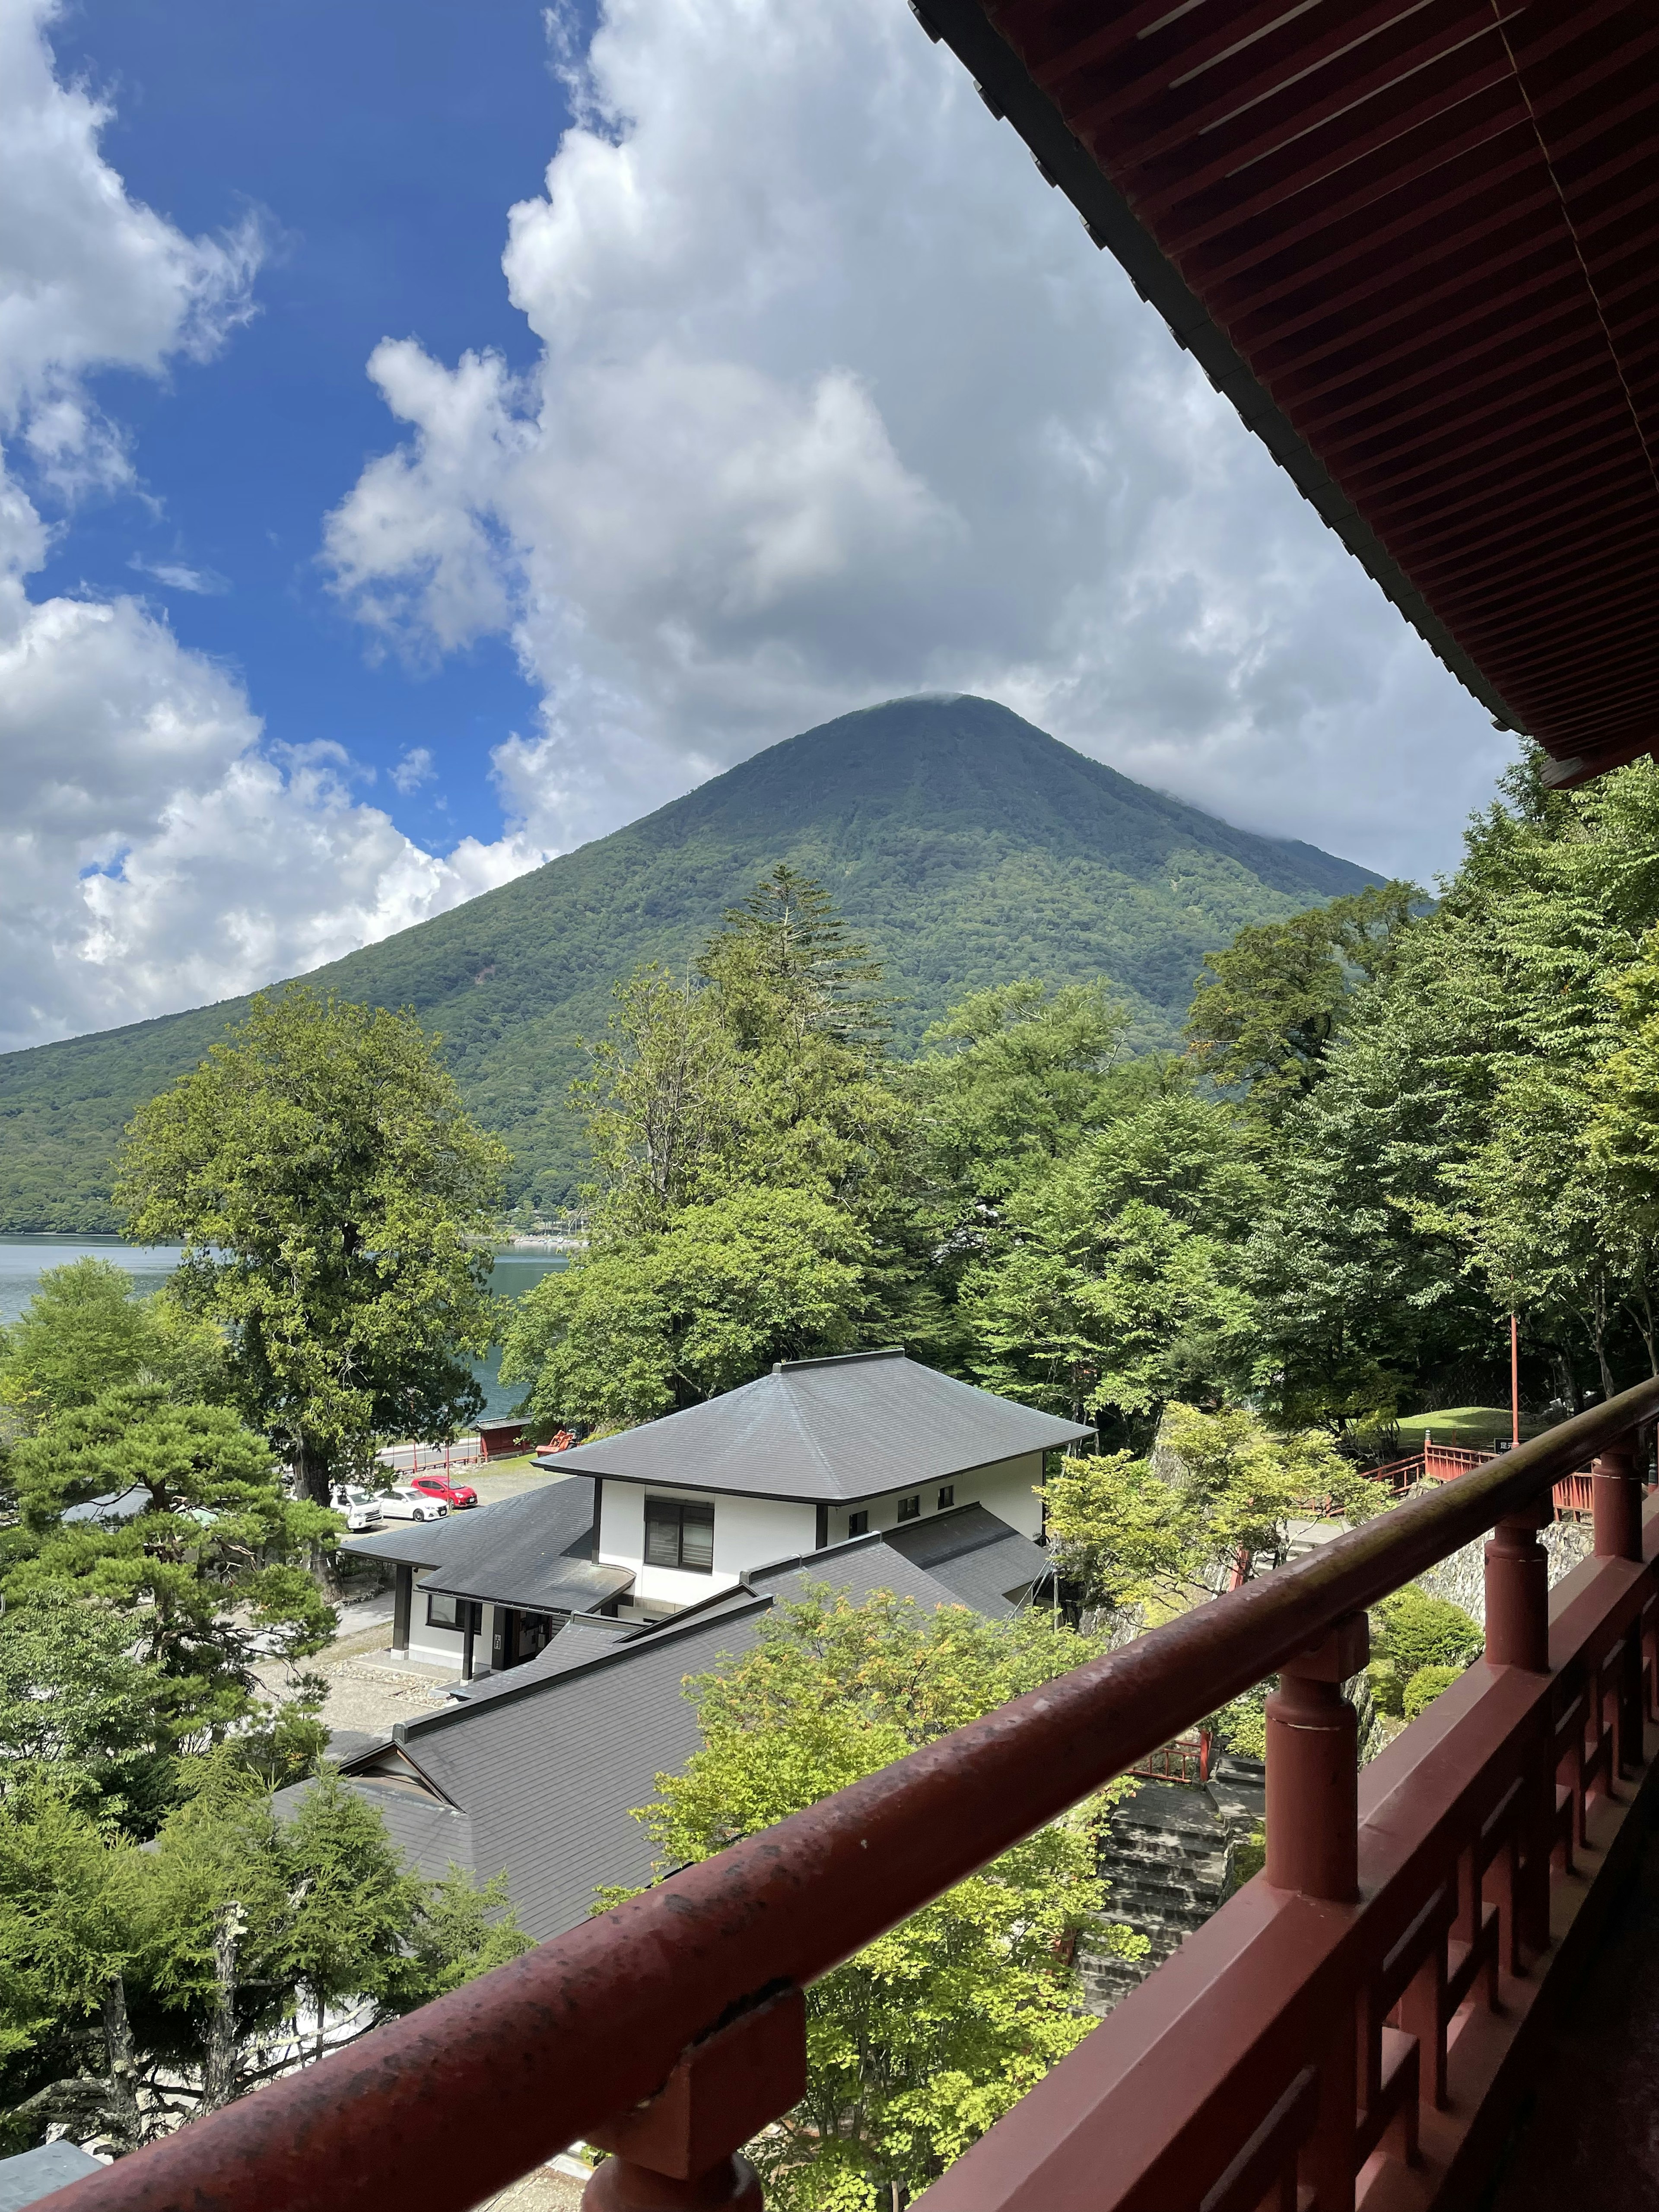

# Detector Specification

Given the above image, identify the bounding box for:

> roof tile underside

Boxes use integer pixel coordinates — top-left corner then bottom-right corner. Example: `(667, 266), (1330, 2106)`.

(988, 0), (1659, 781)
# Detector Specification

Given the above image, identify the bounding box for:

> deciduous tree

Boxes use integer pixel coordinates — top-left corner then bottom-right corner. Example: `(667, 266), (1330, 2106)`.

(115, 988), (509, 1506)
(613, 1586), (1140, 2210)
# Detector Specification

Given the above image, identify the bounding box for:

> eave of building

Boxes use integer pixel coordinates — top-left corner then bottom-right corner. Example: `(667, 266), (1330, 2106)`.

(914, 0), (1659, 782)
(537, 1447), (1047, 1509)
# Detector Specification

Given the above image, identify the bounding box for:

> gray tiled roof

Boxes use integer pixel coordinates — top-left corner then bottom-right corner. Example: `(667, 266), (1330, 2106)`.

(369, 1598), (776, 1935)
(341, 1476), (606, 1586)
(0, 2142), (104, 2211)
(447, 1613), (642, 1705)
(325, 1506), (1051, 1939)
(745, 1504), (1048, 1619)
(542, 1351), (1090, 1503)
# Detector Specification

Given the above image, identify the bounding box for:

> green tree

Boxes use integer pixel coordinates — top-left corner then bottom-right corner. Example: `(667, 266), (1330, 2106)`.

(1044, 1404), (1383, 1625)
(613, 1585), (1140, 2210)
(1366, 1589), (1481, 1717)
(1185, 882), (1418, 1122)
(0, 1259), (228, 1437)
(3, 1386), (336, 1780)
(0, 1588), (175, 1825)
(502, 1188), (874, 1428)
(957, 1089), (1264, 1435)
(0, 1764), (526, 2151)
(697, 863), (893, 1051)
(115, 987), (510, 1506)
(910, 979), (1129, 1208)
(509, 873), (926, 1427)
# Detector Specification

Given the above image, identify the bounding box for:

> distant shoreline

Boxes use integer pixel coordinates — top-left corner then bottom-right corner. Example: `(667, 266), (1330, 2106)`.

(486, 1234), (585, 1252)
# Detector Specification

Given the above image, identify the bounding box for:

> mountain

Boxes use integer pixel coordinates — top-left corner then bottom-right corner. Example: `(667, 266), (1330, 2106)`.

(0, 695), (1378, 1231)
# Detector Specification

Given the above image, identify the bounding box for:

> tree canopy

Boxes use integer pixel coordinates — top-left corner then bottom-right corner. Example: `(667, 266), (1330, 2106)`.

(115, 987), (510, 1504)
(614, 1584), (1141, 2209)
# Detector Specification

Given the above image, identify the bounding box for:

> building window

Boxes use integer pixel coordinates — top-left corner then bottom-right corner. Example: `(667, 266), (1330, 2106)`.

(645, 1496), (716, 1573)
(937, 1485), (954, 1510)
(847, 1510), (869, 1537)
(897, 1494), (921, 1521)
(425, 1593), (479, 1632)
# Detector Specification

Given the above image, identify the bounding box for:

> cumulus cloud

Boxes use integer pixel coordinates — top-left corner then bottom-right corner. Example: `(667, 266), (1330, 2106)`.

(324, 0), (1516, 877)
(0, 0), (549, 1051)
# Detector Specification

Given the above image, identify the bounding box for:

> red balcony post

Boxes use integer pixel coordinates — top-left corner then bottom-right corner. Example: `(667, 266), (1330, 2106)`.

(1484, 1506), (1551, 1675)
(1592, 1434), (1647, 1778)
(1265, 1612), (1368, 2212)
(1265, 1611), (1368, 1903)
(1592, 1436), (1642, 1561)
(582, 1990), (806, 2212)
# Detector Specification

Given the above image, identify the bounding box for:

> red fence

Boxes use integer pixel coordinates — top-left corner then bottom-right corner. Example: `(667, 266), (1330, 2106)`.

(1371, 1440), (1601, 1521)
(37, 1386), (1659, 2212)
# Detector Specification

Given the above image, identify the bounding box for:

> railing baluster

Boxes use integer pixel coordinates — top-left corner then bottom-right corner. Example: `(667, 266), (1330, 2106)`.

(1266, 1612), (1368, 2212)
(583, 1990), (806, 2212)
(1592, 1435), (1642, 1562)
(1484, 1506), (1551, 1674)
(1484, 1506), (1554, 1956)
(1265, 1613), (1367, 1903)
(1591, 1433), (1647, 1780)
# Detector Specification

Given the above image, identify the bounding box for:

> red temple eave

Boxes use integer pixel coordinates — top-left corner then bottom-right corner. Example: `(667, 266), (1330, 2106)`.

(916, 0), (1659, 788)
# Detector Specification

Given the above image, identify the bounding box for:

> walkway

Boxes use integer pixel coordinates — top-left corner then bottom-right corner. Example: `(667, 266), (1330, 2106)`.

(1484, 1805), (1659, 2208)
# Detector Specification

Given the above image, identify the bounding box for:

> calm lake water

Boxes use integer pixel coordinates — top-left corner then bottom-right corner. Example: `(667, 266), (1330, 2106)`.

(0, 1236), (567, 1423)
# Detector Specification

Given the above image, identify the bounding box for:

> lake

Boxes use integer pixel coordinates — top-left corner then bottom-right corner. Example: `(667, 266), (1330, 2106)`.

(0, 1236), (568, 1423)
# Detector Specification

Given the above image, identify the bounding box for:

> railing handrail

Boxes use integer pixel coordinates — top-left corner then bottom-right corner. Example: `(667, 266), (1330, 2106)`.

(40, 1377), (1659, 2212)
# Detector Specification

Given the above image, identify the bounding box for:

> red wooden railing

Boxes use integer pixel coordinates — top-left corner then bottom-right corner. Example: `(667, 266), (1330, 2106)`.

(1128, 1729), (1212, 1785)
(1370, 1440), (1601, 1520)
(36, 1384), (1659, 2212)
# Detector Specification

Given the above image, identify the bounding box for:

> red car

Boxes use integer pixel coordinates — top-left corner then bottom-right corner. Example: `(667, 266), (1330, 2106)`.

(411, 1472), (479, 1510)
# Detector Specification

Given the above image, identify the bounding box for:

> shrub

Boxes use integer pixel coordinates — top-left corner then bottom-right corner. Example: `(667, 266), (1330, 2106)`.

(1375, 1589), (1482, 1676)
(1403, 1663), (1461, 1720)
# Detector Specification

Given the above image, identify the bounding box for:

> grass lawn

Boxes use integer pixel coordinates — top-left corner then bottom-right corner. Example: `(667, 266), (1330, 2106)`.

(1393, 1405), (1543, 1449)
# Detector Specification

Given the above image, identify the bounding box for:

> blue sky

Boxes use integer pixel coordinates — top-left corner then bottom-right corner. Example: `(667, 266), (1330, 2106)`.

(37, 0), (566, 854)
(0, 0), (1516, 1052)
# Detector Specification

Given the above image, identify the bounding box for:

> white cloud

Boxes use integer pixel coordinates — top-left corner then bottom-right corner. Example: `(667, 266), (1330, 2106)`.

(391, 744), (435, 793)
(127, 553), (230, 594)
(0, 0), (550, 1052)
(324, 0), (1516, 877)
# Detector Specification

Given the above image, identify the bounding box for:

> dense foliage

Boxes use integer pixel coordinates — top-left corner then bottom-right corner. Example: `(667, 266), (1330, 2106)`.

(0, 696), (1376, 1232)
(0, 1764), (524, 2152)
(613, 1584), (1142, 2210)
(0, 1255), (524, 2151)
(507, 744), (1659, 1446)
(116, 988), (509, 1505)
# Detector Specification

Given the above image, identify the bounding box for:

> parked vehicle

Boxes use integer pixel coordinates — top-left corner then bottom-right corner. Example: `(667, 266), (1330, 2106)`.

(378, 1486), (449, 1523)
(411, 1472), (478, 1510)
(329, 1485), (382, 1534)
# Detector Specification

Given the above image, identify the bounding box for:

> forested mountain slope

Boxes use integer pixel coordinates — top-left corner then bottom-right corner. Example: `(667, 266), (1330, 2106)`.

(0, 695), (1377, 1229)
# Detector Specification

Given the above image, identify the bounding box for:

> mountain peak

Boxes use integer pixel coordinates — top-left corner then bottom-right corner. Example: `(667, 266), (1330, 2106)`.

(0, 695), (1376, 1232)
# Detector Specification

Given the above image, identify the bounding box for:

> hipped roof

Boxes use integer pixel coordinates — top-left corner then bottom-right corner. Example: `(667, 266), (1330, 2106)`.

(542, 1351), (1091, 1503)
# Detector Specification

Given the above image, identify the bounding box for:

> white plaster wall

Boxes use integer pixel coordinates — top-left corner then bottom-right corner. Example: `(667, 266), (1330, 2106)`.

(598, 1481), (815, 1613)
(406, 1604), (466, 1672)
(714, 1492), (817, 1577)
(819, 1452), (1046, 1544)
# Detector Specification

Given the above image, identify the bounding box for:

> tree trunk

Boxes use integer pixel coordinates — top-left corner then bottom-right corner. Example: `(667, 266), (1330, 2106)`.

(296, 1433), (333, 1509)
(199, 1903), (245, 2115)
(101, 1975), (143, 2151)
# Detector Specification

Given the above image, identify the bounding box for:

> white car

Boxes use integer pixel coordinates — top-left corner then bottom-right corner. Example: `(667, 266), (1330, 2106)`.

(329, 1486), (382, 1534)
(377, 1485), (449, 1523)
